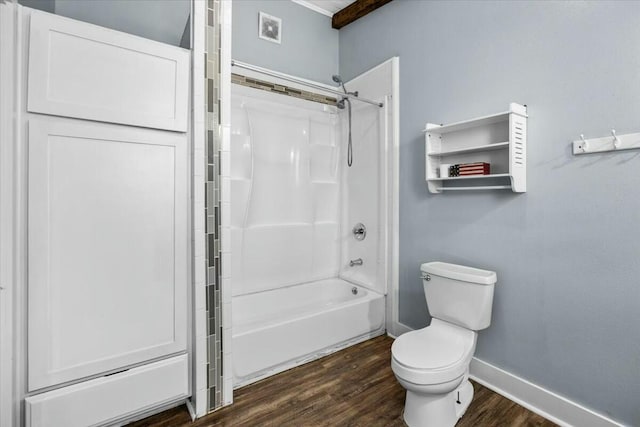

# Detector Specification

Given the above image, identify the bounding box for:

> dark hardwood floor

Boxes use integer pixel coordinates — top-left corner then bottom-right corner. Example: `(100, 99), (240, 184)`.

(129, 336), (556, 427)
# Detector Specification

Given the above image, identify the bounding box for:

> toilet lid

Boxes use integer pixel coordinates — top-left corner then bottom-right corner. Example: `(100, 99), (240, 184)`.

(392, 322), (474, 370)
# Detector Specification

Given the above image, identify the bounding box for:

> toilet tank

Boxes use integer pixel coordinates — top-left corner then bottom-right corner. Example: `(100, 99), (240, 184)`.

(421, 262), (497, 330)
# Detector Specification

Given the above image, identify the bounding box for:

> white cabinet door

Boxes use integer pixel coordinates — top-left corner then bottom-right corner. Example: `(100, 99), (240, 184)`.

(27, 118), (188, 391)
(27, 11), (189, 131)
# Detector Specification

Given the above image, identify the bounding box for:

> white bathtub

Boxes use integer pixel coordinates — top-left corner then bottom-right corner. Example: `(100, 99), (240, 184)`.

(232, 278), (385, 387)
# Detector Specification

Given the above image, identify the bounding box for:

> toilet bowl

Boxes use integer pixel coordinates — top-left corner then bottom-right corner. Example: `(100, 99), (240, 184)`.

(392, 262), (497, 427)
(392, 319), (476, 427)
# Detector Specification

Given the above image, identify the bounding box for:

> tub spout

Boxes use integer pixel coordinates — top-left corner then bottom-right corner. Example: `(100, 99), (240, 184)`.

(349, 258), (363, 267)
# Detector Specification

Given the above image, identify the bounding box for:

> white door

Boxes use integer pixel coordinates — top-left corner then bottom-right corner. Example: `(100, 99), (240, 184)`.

(27, 118), (188, 391)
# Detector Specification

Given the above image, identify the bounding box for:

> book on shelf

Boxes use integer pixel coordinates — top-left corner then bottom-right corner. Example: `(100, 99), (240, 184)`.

(449, 162), (490, 177)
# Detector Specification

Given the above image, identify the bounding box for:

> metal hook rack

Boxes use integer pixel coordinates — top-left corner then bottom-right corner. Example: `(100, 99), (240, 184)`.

(573, 129), (640, 155)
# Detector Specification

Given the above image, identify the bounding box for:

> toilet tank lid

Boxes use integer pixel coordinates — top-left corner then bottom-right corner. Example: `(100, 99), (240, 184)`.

(421, 262), (496, 285)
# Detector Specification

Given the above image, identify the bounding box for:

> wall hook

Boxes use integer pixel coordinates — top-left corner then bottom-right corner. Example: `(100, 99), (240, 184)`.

(580, 134), (588, 152)
(612, 129), (621, 149)
(574, 129), (640, 155)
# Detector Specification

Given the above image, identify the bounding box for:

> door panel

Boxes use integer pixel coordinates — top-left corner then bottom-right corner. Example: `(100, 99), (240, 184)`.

(27, 11), (189, 132)
(28, 118), (188, 391)
(25, 354), (188, 427)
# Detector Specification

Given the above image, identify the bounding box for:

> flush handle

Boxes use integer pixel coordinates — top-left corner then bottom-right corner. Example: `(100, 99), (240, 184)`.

(420, 273), (431, 281)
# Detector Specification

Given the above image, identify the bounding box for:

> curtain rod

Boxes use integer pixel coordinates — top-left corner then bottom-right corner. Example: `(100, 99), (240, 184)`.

(231, 60), (384, 108)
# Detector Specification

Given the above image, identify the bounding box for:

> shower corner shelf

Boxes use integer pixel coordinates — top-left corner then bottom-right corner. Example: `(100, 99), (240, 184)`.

(424, 103), (527, 194)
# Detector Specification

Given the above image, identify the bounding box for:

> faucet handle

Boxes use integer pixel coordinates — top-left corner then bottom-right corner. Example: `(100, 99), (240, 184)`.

(352, 223), (366, 241)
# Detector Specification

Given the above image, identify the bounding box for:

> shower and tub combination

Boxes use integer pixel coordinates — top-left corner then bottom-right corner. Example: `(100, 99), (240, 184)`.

(230, 60), (398, 387)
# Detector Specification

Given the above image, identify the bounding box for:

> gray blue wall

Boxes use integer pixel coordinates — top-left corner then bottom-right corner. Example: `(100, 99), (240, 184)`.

(339, 1), (640, 425)
(19, 0), (54, 14)
(19, 0), (190, 47)
(232, 1), (339, 85)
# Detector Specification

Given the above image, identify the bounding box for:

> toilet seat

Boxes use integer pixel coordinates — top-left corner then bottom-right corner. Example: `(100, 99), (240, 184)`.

(391, 319), (476, 385)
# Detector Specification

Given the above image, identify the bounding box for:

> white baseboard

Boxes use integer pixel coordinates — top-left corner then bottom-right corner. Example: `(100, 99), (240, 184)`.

(387, 321), (414, 339)
(388, 324), (622, 427)
(469, 358), (622, 427)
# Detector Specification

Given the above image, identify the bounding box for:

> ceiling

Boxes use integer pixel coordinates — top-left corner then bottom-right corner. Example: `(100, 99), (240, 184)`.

(292, 0), (357, 17)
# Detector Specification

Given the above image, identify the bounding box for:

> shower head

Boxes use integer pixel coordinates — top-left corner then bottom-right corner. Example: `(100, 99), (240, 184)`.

(332, 74), (348, 94)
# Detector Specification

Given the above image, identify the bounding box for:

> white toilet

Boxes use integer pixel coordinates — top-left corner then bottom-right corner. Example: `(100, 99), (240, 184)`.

(391, 262), (497, 427)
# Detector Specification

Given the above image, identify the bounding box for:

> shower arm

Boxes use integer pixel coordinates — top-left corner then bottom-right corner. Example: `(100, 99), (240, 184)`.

(231, 60), (384, 108)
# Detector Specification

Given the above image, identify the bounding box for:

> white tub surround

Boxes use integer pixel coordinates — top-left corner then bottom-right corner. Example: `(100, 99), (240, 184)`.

(231, 84), (342, 295)
(338, 58), (400, 336)
(233, 278), (384, 386)
(339, 99), (387, 293)
(230, 63), (397, 388)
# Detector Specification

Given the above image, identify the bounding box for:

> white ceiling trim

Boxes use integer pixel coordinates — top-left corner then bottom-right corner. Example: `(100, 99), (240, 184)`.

(291, 0), (334, 17)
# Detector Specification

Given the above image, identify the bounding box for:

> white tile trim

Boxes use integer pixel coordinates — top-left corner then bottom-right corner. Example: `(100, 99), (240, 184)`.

(290, 0), (334, 18)
(389, 324), (623, 427)
(388, 57), (401, 339)
(190, 0), (207, 419)
(220, 0), (233, 408)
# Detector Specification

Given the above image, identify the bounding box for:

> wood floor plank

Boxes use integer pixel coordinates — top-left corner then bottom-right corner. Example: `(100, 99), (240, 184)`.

(128, 336), (556, 427)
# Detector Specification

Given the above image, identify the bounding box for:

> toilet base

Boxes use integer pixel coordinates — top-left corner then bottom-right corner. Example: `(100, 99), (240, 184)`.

(454, 380), (474, 419)
(403, 380), (474, 427)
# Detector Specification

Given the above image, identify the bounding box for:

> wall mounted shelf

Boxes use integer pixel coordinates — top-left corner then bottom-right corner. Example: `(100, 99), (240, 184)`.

(436, 185), (512, 191)
(427, 141), (510, 157)
(425, 103), (527, 193)
(428, 173), (511, 182)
